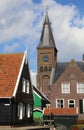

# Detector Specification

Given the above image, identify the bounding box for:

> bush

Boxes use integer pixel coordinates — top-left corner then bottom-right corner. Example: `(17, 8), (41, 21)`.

(33, 117), (43, 126)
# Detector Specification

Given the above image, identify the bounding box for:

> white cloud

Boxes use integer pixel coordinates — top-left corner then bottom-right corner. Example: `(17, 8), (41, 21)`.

(0, 0), (84, 73)
(30, 70), (37, 86)
(3, 42), (19, 52)
(47, 1), (84, 61)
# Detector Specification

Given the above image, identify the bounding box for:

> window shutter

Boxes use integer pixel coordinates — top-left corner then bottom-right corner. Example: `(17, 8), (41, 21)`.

(79, 100), (83, 113)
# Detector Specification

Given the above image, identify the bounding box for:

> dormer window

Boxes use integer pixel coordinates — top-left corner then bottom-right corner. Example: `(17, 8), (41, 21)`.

(22, 78), (29, 93)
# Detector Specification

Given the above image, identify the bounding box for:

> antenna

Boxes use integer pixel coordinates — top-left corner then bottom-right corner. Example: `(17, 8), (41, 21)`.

(44, 2), (49, 13)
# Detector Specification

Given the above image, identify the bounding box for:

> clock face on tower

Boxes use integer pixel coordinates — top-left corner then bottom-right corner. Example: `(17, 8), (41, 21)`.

(43, 56), (49, 62)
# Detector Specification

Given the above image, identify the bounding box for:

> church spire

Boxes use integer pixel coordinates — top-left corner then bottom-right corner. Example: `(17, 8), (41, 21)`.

(37, 11), (58, 52)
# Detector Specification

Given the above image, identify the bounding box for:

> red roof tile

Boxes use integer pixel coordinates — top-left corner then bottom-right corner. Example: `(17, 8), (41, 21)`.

(43, 108), (77, 115)
(0, 52), (24, 97)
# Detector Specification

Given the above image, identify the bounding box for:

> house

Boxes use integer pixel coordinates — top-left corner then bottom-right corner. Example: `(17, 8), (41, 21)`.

(36, 10), (84, 127)
(50, 59), (84, 120)
(0, 50), (34, 126)
(33, 85), (50, 123)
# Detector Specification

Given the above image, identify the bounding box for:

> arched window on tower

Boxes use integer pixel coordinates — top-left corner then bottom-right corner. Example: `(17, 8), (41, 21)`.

(44, 66), (47, 72)
(49, 66), (52, 71)
(40, 66), (43, 72)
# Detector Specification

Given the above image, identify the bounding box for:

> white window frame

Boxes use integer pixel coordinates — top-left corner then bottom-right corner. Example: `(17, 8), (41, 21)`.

(68, 99), (75, 108)
(56, 99), (64, 108)
(61, 82), (70, 93)
(22, 78), (30, 94)
(26, 104), (31, 118)
(77, 82), (84, 93)
(18, 103), (24, 120)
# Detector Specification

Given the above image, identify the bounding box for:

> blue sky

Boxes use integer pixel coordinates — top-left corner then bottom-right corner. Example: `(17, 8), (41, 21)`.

(0, 0), (84, 85)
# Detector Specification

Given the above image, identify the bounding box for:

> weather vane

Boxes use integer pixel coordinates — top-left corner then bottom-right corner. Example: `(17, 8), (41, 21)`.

(46, 4), (48, 12)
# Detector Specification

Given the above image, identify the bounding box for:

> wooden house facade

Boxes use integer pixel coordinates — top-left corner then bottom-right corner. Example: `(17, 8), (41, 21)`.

(33, 85), (50, 121)
(0, 51), (34, 126)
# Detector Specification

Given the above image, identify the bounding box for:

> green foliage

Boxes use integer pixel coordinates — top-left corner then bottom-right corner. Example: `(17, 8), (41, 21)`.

(33, 117), (43, 126)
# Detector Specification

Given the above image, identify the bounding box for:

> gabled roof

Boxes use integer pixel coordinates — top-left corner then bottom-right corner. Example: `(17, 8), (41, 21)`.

(43, 108), (77, 115)
(33, 85), (50, 104)
(51, 60), (84, 84)
(37, 11), (58, 52)
(0, 51), (27, 98)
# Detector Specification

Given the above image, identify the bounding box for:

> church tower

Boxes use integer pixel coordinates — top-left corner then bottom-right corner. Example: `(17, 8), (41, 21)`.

(37, 11), (58, 98)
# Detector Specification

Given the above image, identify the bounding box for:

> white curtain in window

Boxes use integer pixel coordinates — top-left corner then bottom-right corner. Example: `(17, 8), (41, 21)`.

(26, 80), (29, 93)
(22, 79), (26, 92)
(18, 103), (24, 120)
(26, 104), (30, 118)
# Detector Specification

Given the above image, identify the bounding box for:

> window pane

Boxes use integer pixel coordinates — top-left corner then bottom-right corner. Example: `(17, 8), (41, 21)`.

(56, 99), (64, 108)
(18, 103), (24, 120)
(40, 66), (43, 72)
(26, 80), (29, 93)
(49, 66), (52, 71)
(69, 104), (74, 108)
(70, 100), (74, 103)
(44, 66), (47, 72)
(22, 79), (26, 92)
(77, 83), (84, 93)
(68, 100), (75, 108)
(26, 104), (30, 118)
(62, 83), (70, 93)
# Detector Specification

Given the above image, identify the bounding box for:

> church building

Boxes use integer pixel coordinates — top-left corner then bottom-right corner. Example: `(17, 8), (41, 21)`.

(37, 11), (58, 99)
(37, 10), (84, 124)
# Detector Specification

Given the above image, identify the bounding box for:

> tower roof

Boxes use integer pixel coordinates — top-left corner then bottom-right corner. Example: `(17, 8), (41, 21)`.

(37, 11), (58, 51)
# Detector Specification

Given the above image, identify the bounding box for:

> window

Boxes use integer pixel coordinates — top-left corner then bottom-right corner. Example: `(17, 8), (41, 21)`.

(22, 79), (26, 92)
(68, 99), (75, 108)
(22, 78), (29, 93)
(77, 83), (84, 93)
(56, 99), (64, 108)
(44, 66), (47, 72)
(18, 103), (25, 120)
(40, 66), (43, 72)
(61, 82), (70, 93)
(49, 66), (52, 71)
(26, 104), (31, 118)
(26, 80), (29, 93)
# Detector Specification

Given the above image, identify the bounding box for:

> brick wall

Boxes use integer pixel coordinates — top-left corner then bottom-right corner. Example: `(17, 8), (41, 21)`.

(50, 60), (84, 119)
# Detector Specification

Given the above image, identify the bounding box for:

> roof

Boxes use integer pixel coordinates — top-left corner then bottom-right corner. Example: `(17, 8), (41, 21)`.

(51, 60), (84, 84)
(0, 52), (24, 98)
(33, 85), (50, 104)
(51, 62), (69, 83)
(33, 108), (43, 112)
(37, 11), (57, 52)
(43, 108), (77, 115)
